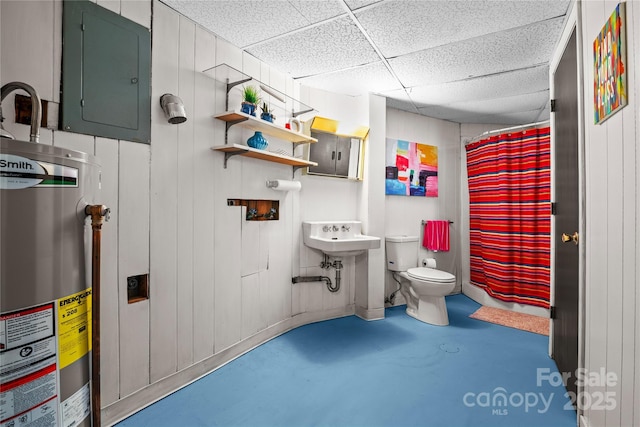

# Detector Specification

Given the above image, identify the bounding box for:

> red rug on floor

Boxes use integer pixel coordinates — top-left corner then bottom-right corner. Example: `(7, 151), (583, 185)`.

(469, 306), (549, 335)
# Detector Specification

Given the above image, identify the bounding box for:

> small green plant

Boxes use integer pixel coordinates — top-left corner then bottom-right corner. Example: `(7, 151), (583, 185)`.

(260, 102), (275, 121)
(242, 85), (260, 105)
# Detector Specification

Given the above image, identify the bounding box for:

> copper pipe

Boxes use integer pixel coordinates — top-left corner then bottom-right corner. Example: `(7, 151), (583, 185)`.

(86, 205), (109, 427)
(0, 81), (42, 143)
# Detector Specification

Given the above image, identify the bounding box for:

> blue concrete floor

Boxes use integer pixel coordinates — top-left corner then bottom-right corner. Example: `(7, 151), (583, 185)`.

(116, 294), (576, 427)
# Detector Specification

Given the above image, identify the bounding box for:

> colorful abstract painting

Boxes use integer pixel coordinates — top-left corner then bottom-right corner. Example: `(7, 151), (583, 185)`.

(385, 138), (438, 197)
(593, 2), (627, 124)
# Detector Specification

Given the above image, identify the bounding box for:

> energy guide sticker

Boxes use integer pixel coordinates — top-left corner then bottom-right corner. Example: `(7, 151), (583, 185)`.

(57, 289), (92, 369)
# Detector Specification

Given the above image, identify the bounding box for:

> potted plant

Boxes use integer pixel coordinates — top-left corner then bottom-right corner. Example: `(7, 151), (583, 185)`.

(260, 102), (275, 123)
(241, 85), (260, 116)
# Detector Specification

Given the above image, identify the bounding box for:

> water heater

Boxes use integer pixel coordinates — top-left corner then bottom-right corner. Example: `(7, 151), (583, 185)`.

(1, 138), (100, 427)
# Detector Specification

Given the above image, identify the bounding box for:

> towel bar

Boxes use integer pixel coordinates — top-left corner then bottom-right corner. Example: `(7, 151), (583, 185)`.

(421, 220), (454, 225)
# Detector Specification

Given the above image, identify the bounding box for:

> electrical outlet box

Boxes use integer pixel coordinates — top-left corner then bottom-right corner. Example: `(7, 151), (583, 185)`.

(127, 274), (149, 304)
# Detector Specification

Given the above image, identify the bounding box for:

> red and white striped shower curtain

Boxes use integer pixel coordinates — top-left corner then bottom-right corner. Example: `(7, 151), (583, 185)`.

(465, 127), (551, 308)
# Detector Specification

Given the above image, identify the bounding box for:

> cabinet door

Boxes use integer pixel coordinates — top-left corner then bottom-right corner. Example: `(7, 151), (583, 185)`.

(334, 136), (351, 177)
(308, 132), (337, 175)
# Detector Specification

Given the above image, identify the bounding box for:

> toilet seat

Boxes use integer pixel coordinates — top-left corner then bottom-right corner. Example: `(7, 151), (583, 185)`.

(407, 267), (455, 283)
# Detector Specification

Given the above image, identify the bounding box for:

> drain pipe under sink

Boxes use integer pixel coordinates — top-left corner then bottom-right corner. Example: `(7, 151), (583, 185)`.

(292, 275), (334, 291)
(292, 255), (342, 293)
(328, 259), (342, 292)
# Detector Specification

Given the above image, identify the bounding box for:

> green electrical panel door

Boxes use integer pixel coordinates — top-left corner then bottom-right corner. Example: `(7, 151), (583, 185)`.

(82, 12), (139, 130)
(62, 0), (151, 143)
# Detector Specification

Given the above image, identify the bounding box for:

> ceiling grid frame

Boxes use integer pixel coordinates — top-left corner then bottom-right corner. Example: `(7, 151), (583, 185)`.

(163, 0), (571, 125)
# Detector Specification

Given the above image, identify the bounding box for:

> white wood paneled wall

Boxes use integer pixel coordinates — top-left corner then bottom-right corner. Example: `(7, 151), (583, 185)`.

(581, 1), (639, 427)
(1, 0), (57, 145)
(150, 2), (180, 383)
(117, 142), (151, 399)
(10, 1), (631, 426)
(384, 109), (462, 303)
(192, 25), (217, 363)
(0, 0), (367, 422)
(94, 137), (120, 405)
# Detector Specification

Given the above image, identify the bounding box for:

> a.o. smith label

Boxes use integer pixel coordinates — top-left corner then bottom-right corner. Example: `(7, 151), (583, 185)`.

(0, 154), (78, 189)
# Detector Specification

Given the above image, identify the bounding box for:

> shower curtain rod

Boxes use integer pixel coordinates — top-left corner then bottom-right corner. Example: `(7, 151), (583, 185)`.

(466, 119), (550, 145)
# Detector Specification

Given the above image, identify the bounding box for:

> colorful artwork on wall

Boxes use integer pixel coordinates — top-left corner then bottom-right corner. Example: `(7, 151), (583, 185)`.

(593, 2), (627, 124)
(385, 138), (438, 197)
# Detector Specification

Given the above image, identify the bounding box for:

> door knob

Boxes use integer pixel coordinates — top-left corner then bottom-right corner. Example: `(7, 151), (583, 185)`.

(561, 232), (579, 245)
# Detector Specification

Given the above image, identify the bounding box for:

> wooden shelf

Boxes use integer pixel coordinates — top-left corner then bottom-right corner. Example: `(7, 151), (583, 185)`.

(212, 144), (317, 169)
(203, 63), (315, 118)
(215, 110), (317, 145)
(205, 64), (318, 174)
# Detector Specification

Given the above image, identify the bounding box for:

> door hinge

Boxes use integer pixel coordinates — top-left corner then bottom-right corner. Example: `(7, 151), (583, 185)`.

(550, 306), (556, 319)
(550, 99), (556, 112)
(551, 202), (557, 215)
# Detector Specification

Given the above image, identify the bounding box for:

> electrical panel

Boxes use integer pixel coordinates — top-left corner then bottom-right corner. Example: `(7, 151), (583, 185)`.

(62, 0), (151, 143)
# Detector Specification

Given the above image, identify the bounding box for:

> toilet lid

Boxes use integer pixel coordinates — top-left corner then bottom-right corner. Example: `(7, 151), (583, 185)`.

(407, 267), (455, 283)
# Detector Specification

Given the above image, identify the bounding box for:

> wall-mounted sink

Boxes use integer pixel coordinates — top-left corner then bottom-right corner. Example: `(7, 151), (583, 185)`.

(302, 221), (381, 257)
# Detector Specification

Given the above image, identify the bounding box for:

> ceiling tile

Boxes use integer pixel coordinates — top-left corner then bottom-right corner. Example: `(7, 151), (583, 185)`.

(345, 0), (385, 11)
(386, 101), (418, 115)
(537, 104), (551, 122)
(404, 65), (549, 105)
(161, 0), (569, 126)
(417, 90), (549, 123)
(381, 87), (418, 113)
(462, 109), (545, 126)
(287, 1), (346, 23)
(355, 0), (569, 57)
(247, 16), (380, 78)
(297, 62), (403, 96)
(389, 17), (565, 87)
(162, 0), (311, 47)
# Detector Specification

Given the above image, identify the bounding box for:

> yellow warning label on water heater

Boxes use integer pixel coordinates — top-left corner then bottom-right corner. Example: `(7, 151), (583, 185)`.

(57, 288), (92, 369)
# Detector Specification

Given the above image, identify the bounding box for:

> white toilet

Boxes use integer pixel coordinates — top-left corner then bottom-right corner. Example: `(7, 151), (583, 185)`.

(386, 236), (456, 326)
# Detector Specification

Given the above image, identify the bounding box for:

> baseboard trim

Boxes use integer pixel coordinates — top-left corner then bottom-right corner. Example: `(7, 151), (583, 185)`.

(355, 305), (385, 321)
(103, 305), (355, 426)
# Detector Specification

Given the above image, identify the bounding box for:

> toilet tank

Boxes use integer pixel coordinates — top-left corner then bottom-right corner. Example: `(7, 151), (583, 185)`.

(385, 236), (419, 271)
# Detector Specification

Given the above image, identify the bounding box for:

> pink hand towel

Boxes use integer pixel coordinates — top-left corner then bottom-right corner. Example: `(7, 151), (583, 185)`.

(423, 220), (450, 252)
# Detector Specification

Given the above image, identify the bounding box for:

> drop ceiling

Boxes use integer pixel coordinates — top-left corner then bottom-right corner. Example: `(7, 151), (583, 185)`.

(161, 0), (570, 125)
